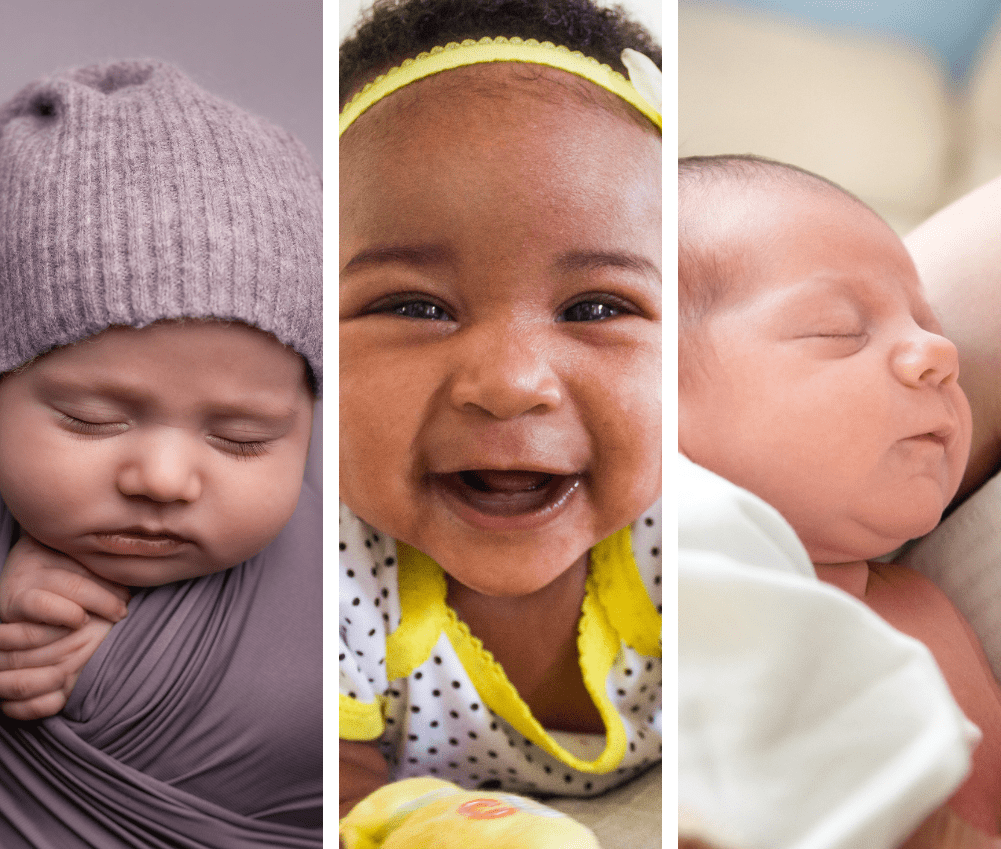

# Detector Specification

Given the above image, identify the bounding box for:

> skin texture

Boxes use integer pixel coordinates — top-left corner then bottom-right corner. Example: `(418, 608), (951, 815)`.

(340, 65), (662, 598)
(679, 183), (971, 565)
(339, 64), (661, 812)
(0, 321), (315, 586)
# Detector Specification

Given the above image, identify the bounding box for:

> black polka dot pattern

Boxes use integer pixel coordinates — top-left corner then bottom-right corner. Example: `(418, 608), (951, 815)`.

(340, 501), (662, 797)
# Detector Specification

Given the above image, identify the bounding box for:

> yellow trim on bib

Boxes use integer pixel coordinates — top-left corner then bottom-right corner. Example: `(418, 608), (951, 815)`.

(443, 572), (627, 774)
(388, 526), (658, 773)
(386, 543), (450, 681)
(339, 36), (662, 137)
(340, 692), (386, 741)
(590, 526), (662, 657)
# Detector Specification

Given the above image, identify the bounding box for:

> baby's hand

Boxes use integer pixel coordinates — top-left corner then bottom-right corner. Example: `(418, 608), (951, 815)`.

(0, 616), (114, 719)
(0, 535), (129, 629)
(0, 535), (130, 719)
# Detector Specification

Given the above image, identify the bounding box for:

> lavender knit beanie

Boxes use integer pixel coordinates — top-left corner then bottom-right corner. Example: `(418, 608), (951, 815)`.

(0, 59), (322, 392)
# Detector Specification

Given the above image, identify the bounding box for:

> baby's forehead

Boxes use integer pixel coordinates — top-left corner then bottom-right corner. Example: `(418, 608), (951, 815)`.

(340, 63), (660, 221)
(685, 176), (920, 307)
(687, 174), (875, 263)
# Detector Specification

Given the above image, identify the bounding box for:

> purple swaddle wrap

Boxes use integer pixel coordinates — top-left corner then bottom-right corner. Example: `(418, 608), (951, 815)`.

(0, 405), (322, 848)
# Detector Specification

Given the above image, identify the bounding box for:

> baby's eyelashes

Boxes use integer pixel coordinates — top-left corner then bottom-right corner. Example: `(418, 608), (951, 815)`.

(56, 410), (278, 461)
(57, 413), (128, 437)
(811, 331), (866, 339)
(800, 331), (869, 355)
(206, 435), (272, 460)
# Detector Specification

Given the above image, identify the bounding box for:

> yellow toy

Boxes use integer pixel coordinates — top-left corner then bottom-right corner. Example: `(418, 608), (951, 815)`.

(340, 777), (602, 849)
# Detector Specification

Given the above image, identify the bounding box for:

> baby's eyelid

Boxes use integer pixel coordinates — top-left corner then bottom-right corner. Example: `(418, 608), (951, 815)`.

(58, 412), (128, 433)
(208, 434), (272, 459)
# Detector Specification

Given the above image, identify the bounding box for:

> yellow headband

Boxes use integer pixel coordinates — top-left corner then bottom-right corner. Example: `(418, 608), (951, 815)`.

(339, 36), (662, 137)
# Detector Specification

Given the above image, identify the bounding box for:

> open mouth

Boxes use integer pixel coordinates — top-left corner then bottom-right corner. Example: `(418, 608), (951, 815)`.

(433, 470), (581, 521)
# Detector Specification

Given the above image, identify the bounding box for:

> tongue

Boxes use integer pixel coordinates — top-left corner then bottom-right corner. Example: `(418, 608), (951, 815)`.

(463, 470), (553, 492)
(445, 470), (575, 518)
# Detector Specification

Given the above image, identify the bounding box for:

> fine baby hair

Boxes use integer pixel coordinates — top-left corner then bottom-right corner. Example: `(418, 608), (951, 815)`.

(340, 0), (662, 845)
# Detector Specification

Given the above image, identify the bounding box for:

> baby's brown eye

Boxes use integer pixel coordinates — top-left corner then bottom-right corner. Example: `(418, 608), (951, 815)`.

(559, 301), (624, 322)
(391, 301), (452, 321)
(394, 302), (450, 322)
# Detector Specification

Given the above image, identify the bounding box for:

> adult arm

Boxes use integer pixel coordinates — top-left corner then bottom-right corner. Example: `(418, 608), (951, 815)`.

(900, 807), (1001, 849)
(905, 176), (1001, 501)
(340, 740), (389, 819)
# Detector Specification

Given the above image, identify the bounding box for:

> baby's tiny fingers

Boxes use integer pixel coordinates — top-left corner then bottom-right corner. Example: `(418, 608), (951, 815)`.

(13, 588), (88, 629)
(42, 571), (129, 623)
(0, 621), (70, 651)
(0, 632), (81, 672)
(0, 664), (65, 704)
(1, 689), (68, 721)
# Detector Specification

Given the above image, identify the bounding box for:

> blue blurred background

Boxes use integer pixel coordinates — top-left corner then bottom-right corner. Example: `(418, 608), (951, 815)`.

(679, 0), (1001, 232)
(702, 0), (1001, 84)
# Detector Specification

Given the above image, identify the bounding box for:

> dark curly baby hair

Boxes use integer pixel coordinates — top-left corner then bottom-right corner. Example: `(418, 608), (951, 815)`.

(340, 0), (661, 106)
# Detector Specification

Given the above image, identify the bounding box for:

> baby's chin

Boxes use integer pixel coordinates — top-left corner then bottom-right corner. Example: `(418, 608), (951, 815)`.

(804, 512), (944, 566)
(438, 552), (584, 599)
(57, 543), (247, 588)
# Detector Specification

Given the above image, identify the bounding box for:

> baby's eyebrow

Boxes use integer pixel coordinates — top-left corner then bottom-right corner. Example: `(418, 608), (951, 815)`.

(201, 404), (298, 438)
(556, 250), (660, 278)
(342, 244), (451, 271)
(205, 403), (301, 428)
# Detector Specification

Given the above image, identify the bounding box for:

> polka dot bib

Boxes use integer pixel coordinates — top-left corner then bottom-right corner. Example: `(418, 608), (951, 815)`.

(339, 503), (662, 796)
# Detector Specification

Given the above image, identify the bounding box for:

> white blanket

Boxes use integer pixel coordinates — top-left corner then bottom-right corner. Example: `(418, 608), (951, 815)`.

(679, 455), (978, 849)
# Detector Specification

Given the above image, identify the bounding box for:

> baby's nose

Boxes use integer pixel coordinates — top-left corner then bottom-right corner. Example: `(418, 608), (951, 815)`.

(116, 431), (202, 503)
(448, 328), (562, 419)
(892, 326), (960, 389)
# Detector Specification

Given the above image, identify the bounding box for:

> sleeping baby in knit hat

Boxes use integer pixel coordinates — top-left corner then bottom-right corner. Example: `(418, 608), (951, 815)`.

(0, 60), (321, 849)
